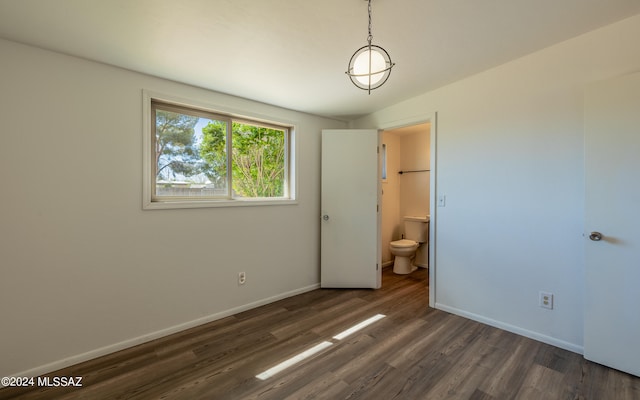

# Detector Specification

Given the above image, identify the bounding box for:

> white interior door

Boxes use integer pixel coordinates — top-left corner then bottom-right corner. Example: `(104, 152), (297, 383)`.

(321, 129), (381, 288)
(584, 72), (640, 377)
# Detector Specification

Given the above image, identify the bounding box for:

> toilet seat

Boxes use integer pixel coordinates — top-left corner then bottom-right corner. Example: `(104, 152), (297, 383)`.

(390, 239), (418, 248)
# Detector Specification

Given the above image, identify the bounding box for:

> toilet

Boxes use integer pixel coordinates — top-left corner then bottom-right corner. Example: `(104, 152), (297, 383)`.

(389, 216), (429, 274)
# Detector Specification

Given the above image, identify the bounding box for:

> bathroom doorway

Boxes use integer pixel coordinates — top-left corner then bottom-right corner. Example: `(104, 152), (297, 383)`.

(380, 123), (431, 280)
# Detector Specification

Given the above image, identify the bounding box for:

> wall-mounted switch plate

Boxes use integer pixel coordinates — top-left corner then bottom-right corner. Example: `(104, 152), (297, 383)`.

(437, 195), (446, 207)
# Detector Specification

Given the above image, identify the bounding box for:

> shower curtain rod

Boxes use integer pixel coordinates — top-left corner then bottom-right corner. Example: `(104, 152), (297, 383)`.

(398, 169), (430, 174)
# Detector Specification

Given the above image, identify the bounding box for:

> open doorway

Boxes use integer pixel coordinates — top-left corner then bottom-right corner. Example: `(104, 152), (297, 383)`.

(380, 123), (431, 268)
(379, 117), (436, 307)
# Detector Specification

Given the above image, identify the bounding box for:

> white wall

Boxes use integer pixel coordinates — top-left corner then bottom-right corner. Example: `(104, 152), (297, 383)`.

(353, 15), (640, 352)
(0, 38), (346, 377)
(399, 128), (430, 219)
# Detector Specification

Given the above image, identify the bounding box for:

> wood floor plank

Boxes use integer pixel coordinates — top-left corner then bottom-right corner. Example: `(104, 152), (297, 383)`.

(513, 363), (566, 400)
(2, 267), (640, 400)
(476, 334), (540, 399)
(419, 327), (507, 399)
(281, 371), (349, 400)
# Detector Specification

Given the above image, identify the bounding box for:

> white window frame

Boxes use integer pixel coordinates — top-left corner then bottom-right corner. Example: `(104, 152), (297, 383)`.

(142, 90), (297, 210)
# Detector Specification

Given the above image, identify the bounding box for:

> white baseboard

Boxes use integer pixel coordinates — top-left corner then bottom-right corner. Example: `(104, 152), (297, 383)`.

(435, 303), (584, 355)
(13, 283), (320, 378)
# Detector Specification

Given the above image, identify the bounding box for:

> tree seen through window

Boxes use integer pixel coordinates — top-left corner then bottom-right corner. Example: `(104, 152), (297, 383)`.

(153, 104), (287, 199)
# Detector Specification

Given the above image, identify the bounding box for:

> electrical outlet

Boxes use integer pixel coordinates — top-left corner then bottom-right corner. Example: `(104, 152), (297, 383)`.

(238, 272), (246, 285)
(539, 291), (553, 309)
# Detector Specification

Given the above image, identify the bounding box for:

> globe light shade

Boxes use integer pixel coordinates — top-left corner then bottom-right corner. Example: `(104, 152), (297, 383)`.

(347, 44), (394, 93)
(353, 48), (386, 85)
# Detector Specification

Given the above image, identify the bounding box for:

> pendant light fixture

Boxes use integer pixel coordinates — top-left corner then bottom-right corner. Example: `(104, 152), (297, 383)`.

(346, 0), (395, 94)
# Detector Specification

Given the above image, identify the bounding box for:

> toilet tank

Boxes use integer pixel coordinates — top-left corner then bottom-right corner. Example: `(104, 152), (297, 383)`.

(404, 216), (429, 242)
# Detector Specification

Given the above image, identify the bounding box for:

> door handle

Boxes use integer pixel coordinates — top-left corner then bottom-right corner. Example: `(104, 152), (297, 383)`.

(589, 231), (603, 241)
(323, 215), (329, 221)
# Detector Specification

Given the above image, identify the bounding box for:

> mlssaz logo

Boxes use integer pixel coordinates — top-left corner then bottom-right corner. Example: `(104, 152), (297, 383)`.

(37, 376), (83, 387)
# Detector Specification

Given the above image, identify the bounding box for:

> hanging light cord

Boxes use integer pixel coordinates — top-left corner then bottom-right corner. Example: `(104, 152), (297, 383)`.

(367, 0), (373, 45)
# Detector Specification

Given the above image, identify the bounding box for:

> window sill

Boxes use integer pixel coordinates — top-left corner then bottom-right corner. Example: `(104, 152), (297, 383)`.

(143, 198), (298, 210)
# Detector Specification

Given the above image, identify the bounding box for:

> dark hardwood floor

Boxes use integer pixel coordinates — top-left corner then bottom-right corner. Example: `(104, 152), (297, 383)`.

(2, 267), (639, 399)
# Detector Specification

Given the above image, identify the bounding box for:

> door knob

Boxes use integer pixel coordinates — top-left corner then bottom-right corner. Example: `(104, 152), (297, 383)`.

(589, 231), (603, 241)
(323, 215), (329, 221)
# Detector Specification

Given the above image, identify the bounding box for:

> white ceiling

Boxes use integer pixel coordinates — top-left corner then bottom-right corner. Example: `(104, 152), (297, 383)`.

(1, 0), (639, 120)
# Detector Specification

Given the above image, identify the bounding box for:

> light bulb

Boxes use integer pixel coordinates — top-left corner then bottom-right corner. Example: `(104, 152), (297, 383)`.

(353, 48), (386, 86)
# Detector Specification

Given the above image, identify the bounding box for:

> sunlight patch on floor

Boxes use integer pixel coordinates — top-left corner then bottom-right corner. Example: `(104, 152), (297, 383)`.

(255, 314), (386, 380)
(332, 314), (386, 340)
(256, 341), (333, 380)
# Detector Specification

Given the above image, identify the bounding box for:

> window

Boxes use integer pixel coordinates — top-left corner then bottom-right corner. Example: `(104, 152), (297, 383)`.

(381, 143), (387, 181)
(143, 94), (295, 209)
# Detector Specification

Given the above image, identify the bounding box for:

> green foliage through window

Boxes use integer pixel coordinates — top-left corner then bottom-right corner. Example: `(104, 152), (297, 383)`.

(201, 122), (285, 197)
(152, 101), (289, 200)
